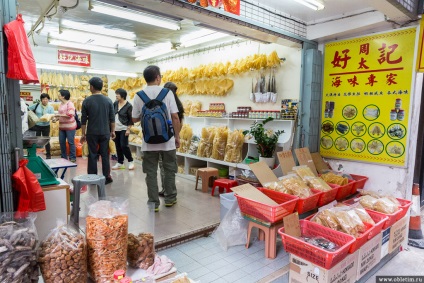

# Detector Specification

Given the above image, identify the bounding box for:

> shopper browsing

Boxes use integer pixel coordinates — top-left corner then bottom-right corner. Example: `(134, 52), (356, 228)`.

(29, 93), (55, 159)
(112, 88), (135, 170)
(80, 77), (115, 185)
(158, 82), (184, 197)
(132, 65), (181, 212)
(53, 90), (77, 162)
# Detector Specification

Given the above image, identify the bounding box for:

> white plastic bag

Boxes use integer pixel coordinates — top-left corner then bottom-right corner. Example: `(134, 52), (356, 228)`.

(213, 200), (248, 251)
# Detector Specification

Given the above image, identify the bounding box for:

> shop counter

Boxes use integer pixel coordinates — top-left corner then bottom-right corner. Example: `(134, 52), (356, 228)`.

(35, 178), (70, 240)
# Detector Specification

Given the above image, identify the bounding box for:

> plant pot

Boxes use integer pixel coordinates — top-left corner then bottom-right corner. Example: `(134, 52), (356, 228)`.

(259, 156), (275, 168)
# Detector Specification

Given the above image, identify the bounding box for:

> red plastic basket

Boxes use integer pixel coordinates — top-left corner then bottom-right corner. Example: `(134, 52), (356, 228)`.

(316, 184), (340, 207)
(343, 197), (404, 229)
(278, 220), (355, 269)
(304, 210), (388, 253)
(350, 174), (369, 191)
(334, 179), (355, 200)
(296, 189), (323, 214)
(396, 198), (412, 220)
(235, 188), (298, 223)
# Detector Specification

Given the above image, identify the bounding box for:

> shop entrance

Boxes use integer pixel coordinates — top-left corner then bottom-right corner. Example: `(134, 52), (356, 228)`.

(413, 75), (424, 206)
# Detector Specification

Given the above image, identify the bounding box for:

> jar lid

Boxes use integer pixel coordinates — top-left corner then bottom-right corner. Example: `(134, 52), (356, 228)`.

(114, 270), (126, 279)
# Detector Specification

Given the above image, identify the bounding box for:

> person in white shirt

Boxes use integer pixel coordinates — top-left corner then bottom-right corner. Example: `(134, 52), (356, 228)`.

(20, 98), (28, 134)
(132, 65), (181, 212)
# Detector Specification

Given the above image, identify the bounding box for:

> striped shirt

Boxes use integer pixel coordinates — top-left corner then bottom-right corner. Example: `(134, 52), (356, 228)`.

(58, 101), (77, 131)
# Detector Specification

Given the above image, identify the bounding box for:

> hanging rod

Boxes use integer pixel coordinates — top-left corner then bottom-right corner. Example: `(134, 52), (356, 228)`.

(148, 39), (248, 64)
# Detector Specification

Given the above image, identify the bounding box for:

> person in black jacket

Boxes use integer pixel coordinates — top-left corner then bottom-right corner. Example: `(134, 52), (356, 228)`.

(112, 88), (135, 170)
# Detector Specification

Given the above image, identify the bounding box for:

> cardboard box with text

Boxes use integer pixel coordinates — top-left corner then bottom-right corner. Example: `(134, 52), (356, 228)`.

(356, 233), (382, 280)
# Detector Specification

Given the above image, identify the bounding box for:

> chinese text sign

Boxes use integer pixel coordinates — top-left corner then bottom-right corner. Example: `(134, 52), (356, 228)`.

(320, 28), (416, 167)
(57, 50), (91, 67)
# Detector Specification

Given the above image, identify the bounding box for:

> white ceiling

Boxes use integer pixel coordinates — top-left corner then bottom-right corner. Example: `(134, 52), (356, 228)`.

(17, 0), (406, 60)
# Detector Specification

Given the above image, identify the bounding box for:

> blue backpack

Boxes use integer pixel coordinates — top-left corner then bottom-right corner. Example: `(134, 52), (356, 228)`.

(137, 88), (174, 144)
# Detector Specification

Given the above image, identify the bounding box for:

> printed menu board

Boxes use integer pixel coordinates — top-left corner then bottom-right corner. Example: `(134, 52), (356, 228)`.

(320, 27), (417, 167)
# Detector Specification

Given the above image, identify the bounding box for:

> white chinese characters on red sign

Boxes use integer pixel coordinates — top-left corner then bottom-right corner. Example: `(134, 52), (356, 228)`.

(58, 50), (91, 67)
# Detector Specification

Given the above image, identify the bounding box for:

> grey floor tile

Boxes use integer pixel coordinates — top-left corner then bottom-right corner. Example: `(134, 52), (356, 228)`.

(188, 266), (212, 279)
(214, 264), (240, 277)
(232, 275), (260, 283)
(222, 269), (249, 283)
(241, 260), (266, 274)
(224, 251), (247, 262)
(179, 261), (205, 273)
(196, 272), (224, 283)
(198, 253), (225, 266)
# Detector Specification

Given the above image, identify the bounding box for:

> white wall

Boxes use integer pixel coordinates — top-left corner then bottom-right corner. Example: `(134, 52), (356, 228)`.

(157, 42), (302, 113)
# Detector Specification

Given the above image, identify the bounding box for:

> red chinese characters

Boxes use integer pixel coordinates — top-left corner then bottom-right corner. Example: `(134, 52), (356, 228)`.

(366, 74), (378, 86)
(347, 75), (359, 87)
(58, 50), (91, 67)
(331, 49), (351, 69)
(332, 76), (342, 87)
(386, 73), (398, 85)
(378, 43), (402, 64)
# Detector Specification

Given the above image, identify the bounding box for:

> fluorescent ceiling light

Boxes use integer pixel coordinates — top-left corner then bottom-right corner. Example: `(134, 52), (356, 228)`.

(48, 38), (118, 54)
(294, 0), (324, 10)
(181, 31), (230, 48)
(36, 63), (85, 72)
(87, 69), (138, 77)
(89, 2), (180, 30)
(61, 20), (136, 40)
(58, 28), (136, 48)
(135, 42), (174, 61)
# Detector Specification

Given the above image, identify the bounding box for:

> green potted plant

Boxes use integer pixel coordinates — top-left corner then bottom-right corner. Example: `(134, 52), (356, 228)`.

(244, 117), (284, 167)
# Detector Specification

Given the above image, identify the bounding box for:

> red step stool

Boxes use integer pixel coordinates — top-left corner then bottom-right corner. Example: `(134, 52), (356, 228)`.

(211, 179), (238, 196)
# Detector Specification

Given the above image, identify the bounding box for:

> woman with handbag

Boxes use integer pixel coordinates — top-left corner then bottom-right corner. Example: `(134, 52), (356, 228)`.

(29, 93), (54, 159)
(52, 90), (77, 162)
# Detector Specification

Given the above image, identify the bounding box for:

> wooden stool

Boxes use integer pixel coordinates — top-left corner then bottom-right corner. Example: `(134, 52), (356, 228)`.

(245, 220), (285, 259)
(211, 179), (238, 196)
(195, 168), (219, 193)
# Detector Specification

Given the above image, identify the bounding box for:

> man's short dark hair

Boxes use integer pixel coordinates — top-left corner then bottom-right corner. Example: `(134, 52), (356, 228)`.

(115, 88), (127, 100)
(59, 89), (70, 100)
(40, 93), (50, 100)
(143, 65), (161, 83)
(89, 77), (103, 91)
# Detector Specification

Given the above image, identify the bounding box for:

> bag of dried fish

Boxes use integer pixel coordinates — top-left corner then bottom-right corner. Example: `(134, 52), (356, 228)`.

(0, 212), (39, 282)
(321, 172), (348, 186)
(292, 165), (316, 180)
(303, 236), (339, 252)
(359, 195), (378, 210)
(311, 209), (340, 231)
(354, 207), (375, 225)
(127, 233), (155, 269)
(335, 210), (366, 237)
(374, 197), (399, 214)
(86, 199), (129, 282)
(280, 174), (312, 198)
(39, 222), (87, 282)
(304, 176), (333, 192)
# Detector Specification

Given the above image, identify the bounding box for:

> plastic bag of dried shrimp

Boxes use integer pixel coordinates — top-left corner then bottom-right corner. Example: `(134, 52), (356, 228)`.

(86, 198), (129, 282)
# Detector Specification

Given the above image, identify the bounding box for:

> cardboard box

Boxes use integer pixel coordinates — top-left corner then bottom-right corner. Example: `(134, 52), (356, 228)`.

(380, 215), (408, 258)
(249, 161), (279, 185)
(356, 233), (382, 280)
(231, 183), (278, 206)
(289, 251), (358, 283)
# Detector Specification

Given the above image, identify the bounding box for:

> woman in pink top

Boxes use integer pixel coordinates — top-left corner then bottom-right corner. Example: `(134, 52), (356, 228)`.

(53, 89), (77, 162)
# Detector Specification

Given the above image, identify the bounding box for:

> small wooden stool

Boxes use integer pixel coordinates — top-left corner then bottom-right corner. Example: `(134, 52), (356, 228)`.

(195, 168), (219, 193)
(245, 220), (285, 259)
(211, 179), (238, 196)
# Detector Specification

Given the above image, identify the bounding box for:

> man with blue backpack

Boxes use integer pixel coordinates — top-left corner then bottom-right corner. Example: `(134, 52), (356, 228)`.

(132, 65), (181, 212)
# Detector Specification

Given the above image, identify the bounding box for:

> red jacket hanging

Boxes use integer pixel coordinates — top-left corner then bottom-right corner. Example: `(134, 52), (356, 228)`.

(3, 14), (39, 83)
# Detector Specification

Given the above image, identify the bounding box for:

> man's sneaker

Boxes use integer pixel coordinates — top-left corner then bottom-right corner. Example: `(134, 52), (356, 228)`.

(112, 163), (125, 170)
(154, 207), (159, 212)
(105, 177), (113, 185)
(128, 162), (135, 170)
(165, 200), (177, 207)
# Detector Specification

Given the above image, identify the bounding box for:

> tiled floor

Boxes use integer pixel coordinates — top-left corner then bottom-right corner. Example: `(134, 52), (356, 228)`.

(50, 156), (424, 282)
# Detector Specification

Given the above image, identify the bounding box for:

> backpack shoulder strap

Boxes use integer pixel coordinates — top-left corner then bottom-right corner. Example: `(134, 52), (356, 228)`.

(156, 88), (169, 102)
(136, 90), (150, 104)
(34, 103), (40, 112)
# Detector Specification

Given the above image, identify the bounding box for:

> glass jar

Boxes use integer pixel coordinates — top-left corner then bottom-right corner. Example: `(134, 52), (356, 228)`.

(390, 109), (397, 121)
(114, 270), (126, 282)
(395, 98), (402, 110)
(397, 109), (405, 121)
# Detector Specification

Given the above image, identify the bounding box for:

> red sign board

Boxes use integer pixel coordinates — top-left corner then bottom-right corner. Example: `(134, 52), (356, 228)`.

(58, 50), (91, 67)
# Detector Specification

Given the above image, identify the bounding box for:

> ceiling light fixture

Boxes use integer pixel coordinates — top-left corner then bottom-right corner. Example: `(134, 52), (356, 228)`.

(293, 0), (324, 10)
(61, 20), (136, 40)
(87, 69), (138, 77)
(89, 1), (180, 30)
(48, 38), (118, 54)
(134, 43), (174, 61)
(58, 28), (137, 48)
(36, 63), (85, 72)
(182, 31), (230, 48)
